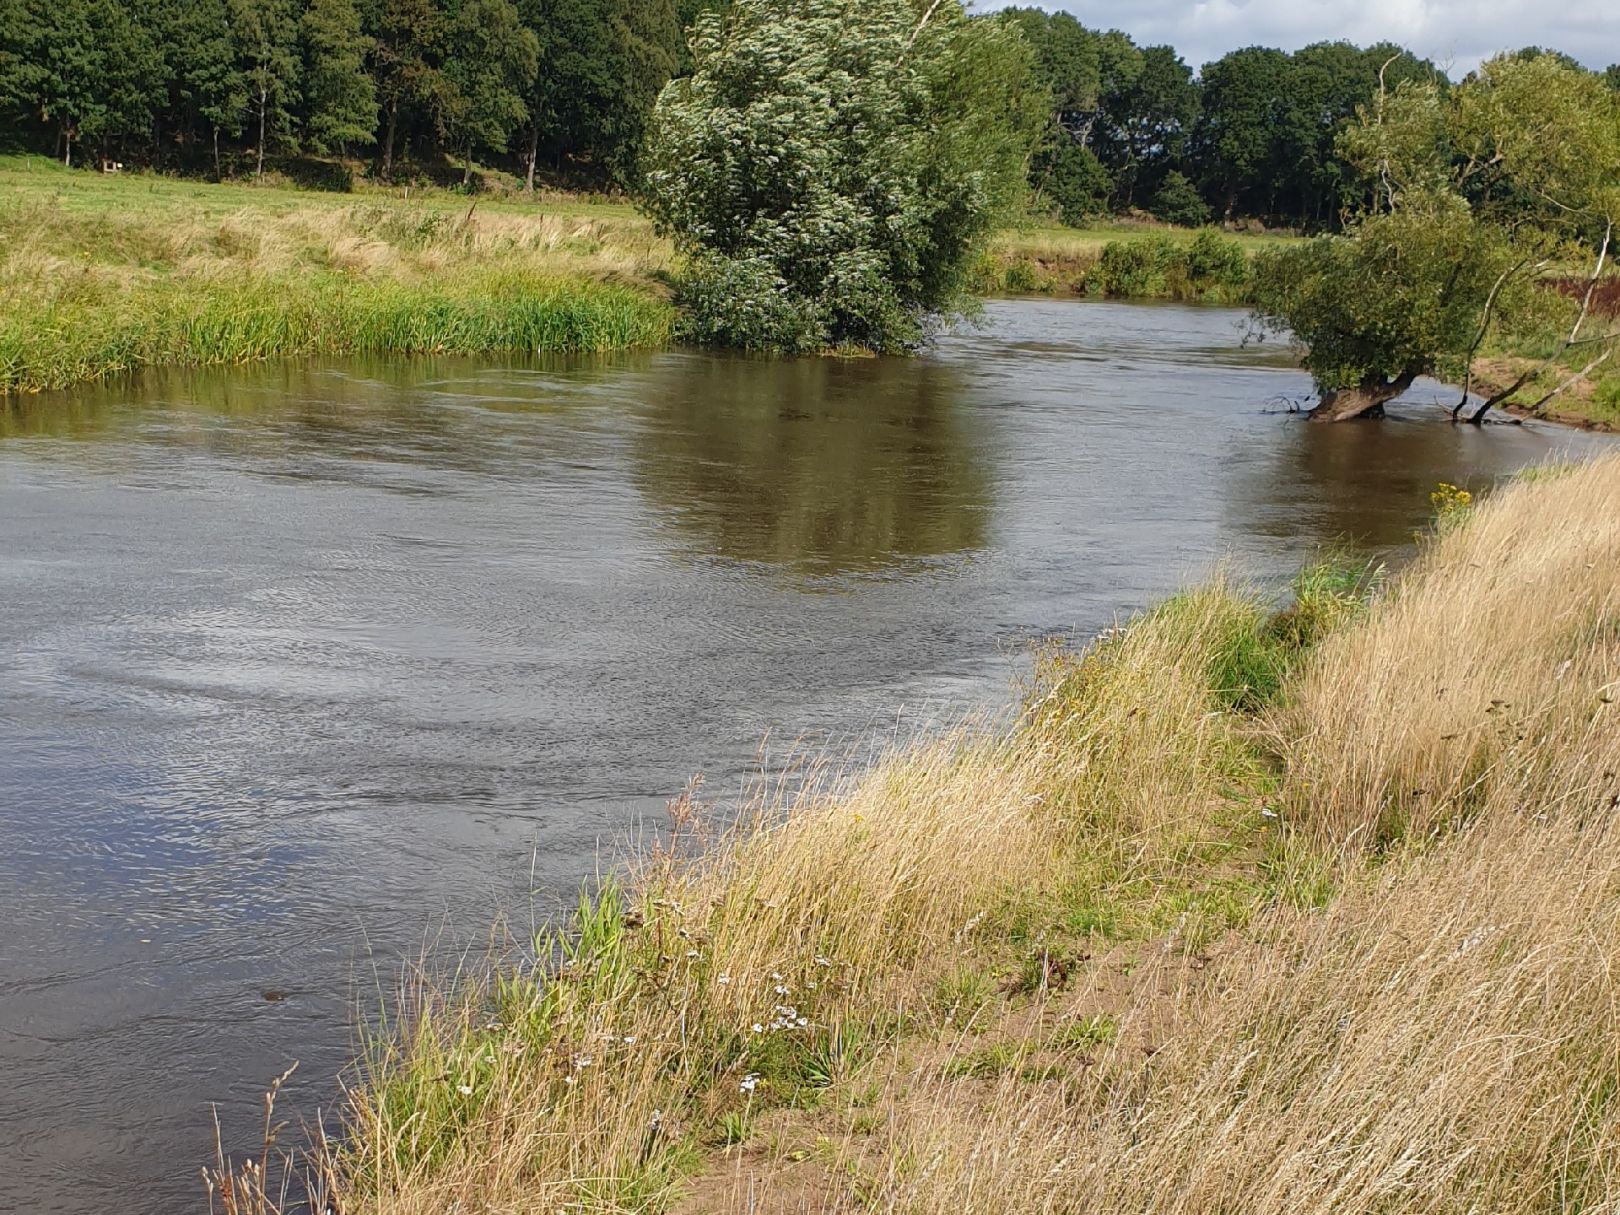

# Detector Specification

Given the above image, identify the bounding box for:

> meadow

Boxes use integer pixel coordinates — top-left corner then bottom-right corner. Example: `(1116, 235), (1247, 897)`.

(210, 454), (1620, 1215)
(0, 157), (674, 395)
(0, 157), (1280, 396)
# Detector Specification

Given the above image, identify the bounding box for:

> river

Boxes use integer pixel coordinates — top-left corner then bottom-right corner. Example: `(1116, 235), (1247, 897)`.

(0, 299), (1608, 1213)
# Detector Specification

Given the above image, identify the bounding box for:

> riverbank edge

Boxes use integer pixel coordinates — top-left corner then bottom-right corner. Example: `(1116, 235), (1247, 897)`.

(1469, 355), (1620, 433)
(229, 455), (1620, 1215)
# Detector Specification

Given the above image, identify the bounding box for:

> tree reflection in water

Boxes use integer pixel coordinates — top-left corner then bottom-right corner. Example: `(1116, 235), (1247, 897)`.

(631, 352), (996, 577)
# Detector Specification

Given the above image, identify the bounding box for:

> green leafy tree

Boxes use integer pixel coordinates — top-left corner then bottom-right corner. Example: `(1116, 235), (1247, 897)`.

(439, 0), (538, 183)
(231, 0), (302, 178)
(301, 0), (376, 155)
(1095, 43), (1196, 208)
(0, 0), (163, 165)
(1000, 8), (1104, 144)
(1257, 53), (1620, 422)
(1035, 135), (1112, 225)
(1253, 204), (1527, 419)
(364, 0), (447, 177)
(642, 0), (1041, 353)
(525, 0), (680, 187)
(1193, 46), (1292, 220)
(150, 0), (247, 175)
(1149, 170), (1209, 226)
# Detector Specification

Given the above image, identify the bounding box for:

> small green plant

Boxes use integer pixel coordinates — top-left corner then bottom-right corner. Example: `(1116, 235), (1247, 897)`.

(717, 1108), (753, 1147)
(1048, 1014), (1118, 1051)
(931, 967), (996, 1023)
(942, 1042), (1020, 1079)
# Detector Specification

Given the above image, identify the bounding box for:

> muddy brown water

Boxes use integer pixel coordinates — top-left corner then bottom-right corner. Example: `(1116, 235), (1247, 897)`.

(0, 299), (1609, 1213)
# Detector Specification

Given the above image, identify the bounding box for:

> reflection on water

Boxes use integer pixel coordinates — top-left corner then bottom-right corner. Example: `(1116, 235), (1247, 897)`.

(0, 299), (1610, 1215)
(633, 354), (992, 575)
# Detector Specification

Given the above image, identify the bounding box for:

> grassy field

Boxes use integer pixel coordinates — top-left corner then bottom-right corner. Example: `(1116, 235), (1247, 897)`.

(0, 156), (674, 394)
(213, 454), (1620, 1215)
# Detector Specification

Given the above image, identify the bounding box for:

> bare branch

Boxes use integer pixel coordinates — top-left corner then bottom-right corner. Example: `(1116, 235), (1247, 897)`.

(1527, 347), (1614, 415)
(1566, 219), (1613, 347)
(1453, 255), (1543, 416)
(905, 0), (946, 51)
(1468, 367), (1540, 423)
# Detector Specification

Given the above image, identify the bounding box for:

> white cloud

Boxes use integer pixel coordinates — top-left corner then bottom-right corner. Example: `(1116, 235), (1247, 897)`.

(977, 0), (1620, 76)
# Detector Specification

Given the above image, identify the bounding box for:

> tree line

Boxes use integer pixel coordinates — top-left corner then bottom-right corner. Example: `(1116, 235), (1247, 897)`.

(0, 0), (722, 185)
(1006, 9), (1620, 231)
(1, 0), (1616, 230)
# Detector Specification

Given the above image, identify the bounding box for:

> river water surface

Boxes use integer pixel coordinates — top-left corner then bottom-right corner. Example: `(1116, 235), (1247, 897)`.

(1, 299), (1609, 1213)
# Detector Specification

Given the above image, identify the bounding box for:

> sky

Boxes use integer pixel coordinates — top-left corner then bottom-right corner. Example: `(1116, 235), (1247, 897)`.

(978, 1), (1620, 77)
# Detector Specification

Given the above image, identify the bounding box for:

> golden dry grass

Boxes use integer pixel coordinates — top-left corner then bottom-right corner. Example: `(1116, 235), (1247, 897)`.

(221, 456), (1620, 1215)
(1276, 458), (1620, 849)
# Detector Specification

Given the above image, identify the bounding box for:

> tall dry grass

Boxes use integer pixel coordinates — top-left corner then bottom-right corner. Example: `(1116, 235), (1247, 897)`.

(234, 455), (1620, 1214)
(1276, 458), (1620, 849)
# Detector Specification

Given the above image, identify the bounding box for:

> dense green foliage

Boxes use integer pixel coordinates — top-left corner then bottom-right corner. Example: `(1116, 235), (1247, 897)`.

(641, 0), (1042, 353)
(1000, 10), (1449, 229)
(0, 0), (681, 186)
(1, 0), (1611, 230)
(1252, 53), (1620, 419)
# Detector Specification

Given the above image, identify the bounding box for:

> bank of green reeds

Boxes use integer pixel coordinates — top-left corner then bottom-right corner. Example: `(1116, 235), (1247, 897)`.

(0, 270), (672, 393)
(214, 454), (1620, 1215)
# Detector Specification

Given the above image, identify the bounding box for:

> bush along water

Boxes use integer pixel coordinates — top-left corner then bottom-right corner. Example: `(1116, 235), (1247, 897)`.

(974, 228), (1255, 303)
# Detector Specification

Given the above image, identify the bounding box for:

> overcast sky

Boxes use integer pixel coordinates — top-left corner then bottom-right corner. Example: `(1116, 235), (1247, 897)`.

(978, 1), (1620, 77)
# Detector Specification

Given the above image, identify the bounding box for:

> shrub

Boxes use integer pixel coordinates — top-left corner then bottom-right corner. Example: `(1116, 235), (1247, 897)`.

(1093, 235), (1180, 297)
(1148, 171), (1210, 228)
(1184, 228), (1249, 291)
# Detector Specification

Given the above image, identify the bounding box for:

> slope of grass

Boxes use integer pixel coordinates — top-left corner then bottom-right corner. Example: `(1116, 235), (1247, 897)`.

(214, 455), (1620, 1215)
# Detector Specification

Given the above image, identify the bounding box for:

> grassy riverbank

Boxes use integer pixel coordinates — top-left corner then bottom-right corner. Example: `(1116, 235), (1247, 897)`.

(225, 454), (1620, 1214)
(1, 158), (1294, 395)
(1471, 346), (1620, 432)
(0, 157), (674, 394)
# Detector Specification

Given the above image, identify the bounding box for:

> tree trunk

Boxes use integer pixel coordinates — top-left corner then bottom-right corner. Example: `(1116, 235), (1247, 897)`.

(255, 87), (267, 180)
(462, 140), (473, 186)
(525, 123), (539, 192)
(1309, 371), (1418, 422)
(63, 124), (73, 168)
(212, 126), (221, 181)
(381, 100), (398, 180)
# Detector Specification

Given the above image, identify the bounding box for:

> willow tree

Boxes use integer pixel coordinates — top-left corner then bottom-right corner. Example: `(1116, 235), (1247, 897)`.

(641, 0), (1043, 353)
(1254, 54), (1620, 422)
